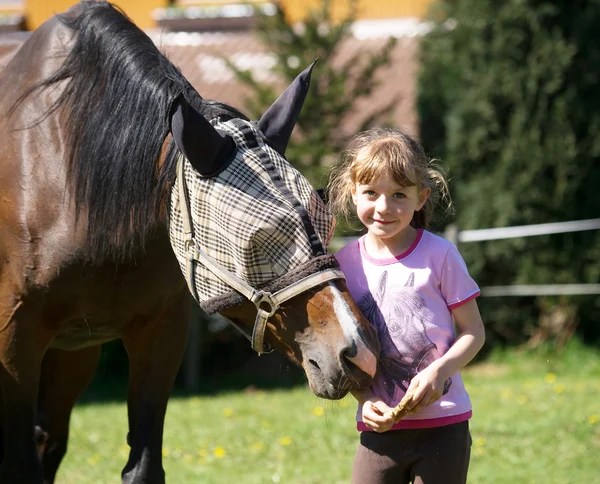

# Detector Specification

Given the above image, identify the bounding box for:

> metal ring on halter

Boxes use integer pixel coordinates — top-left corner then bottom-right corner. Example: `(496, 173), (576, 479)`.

(250, 291), (278, 317)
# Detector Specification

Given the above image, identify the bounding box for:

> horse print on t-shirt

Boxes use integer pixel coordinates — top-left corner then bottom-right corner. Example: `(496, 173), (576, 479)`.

(357, 271), (452, 404)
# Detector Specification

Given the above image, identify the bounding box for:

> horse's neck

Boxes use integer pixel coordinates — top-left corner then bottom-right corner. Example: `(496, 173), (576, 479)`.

(0, 32), (30, 73)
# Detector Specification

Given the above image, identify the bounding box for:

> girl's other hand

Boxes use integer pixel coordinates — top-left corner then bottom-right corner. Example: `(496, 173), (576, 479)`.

(361, 398), (395, 433)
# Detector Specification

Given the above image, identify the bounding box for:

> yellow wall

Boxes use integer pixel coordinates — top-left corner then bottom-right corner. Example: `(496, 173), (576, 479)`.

(22, 0), (434, 31)
(24, 0), (165, 30)
(176, 0), (434, 21)
(282, 0), (432, 22)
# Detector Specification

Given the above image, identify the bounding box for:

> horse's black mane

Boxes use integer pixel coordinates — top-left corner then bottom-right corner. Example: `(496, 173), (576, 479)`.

(26, 1), (247, 264)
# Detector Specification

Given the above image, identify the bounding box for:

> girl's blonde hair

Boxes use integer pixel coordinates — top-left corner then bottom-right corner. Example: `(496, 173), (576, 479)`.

(326, 127), (451, 230)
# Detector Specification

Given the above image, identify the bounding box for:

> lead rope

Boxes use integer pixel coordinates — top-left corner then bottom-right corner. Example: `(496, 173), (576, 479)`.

(176, 158), (345, 354)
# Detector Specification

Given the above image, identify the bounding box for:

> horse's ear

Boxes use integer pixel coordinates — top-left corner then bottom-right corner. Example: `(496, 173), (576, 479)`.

(256, 59), (317, 156)
(376, 271), (388, 302)
(405, 272), (415, 287)
(170, 98), (236, 177)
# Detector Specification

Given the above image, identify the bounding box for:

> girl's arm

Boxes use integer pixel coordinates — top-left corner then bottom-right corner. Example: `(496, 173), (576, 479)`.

(404, 299), (486, 411)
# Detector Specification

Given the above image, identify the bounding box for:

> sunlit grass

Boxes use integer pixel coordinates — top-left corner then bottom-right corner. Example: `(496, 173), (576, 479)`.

(56, 340), (599, 483)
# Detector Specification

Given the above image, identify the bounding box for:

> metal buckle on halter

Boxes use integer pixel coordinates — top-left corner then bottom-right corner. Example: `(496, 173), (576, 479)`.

(184, 238), (196, 254)
(250, 291), (278, 317)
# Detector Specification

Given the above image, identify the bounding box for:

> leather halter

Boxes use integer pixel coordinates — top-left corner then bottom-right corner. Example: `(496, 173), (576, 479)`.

(176, 159), (345, 354)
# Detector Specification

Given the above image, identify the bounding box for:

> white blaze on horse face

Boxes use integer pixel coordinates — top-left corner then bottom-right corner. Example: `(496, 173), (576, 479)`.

(329, 283), (377, 378)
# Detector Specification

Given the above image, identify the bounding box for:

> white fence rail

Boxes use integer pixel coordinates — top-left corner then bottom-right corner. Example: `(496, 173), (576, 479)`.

(456, 218), (600, 243)
(452, 218), (600, 297)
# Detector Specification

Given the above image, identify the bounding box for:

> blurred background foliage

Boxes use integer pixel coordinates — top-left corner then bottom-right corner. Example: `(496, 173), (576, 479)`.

(225, 0), (397, 189)
(418, 0), (600, 349)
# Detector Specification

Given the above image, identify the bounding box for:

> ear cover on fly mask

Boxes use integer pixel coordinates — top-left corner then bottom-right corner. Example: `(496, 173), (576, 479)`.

(170, 98), (236, 177)
(256, 59), (317, 156)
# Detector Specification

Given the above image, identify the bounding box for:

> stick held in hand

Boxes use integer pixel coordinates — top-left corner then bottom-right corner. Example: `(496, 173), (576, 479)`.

(388, 389), (416, 423)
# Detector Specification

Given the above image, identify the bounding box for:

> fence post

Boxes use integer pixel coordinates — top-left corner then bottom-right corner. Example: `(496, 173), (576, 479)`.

(444, 223), (458, 245)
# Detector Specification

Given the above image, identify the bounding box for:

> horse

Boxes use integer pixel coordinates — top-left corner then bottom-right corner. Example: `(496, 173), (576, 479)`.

(0, 2), (380, 483)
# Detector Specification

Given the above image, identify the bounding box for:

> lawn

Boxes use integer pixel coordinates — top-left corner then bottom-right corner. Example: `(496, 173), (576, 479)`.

(56, 340), (600, 483)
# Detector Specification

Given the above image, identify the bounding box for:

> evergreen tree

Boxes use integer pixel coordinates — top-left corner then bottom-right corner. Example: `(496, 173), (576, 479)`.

(418, 0), (600, 347)
(226, 0), (397, 188)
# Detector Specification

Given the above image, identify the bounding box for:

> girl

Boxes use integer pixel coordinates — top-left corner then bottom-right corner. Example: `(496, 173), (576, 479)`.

(327, 128), (485, 484)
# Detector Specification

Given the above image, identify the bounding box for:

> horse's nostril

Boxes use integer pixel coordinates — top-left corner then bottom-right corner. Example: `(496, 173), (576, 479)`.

(341, 352), (359, 372)
(308, 358), (321, 371)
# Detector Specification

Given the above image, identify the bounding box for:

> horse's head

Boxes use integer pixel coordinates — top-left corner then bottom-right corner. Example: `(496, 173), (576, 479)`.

(167, 63), (379, 399)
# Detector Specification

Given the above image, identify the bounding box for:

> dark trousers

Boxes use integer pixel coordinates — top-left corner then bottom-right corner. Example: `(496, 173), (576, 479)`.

(351, 421), (472, 484)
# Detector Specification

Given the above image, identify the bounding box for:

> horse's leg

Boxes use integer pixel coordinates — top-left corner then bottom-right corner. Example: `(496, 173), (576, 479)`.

(120, 298), (190, 484)
(0, 295), (53, 483)
(37, 346), (101, 484)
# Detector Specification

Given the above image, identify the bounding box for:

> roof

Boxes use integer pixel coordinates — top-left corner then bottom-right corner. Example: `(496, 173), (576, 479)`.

(148, 17), (423, 137)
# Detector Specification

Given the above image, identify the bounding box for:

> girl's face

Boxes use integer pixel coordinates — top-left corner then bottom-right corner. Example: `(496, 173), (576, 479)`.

(351, 175), (430, 252)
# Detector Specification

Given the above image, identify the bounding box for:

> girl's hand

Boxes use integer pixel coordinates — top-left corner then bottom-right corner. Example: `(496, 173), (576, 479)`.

(361, 398), (395, 433)
(403, 363), (448, 412)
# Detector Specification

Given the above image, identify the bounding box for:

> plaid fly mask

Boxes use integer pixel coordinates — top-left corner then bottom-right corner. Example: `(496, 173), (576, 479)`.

(168, 62), (345, 353)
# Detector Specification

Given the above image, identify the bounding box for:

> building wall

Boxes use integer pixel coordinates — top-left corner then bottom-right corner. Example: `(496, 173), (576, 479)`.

(22, 0), (434, 31)
(283, 0), (433, 22)
(24, 0), (164, 30)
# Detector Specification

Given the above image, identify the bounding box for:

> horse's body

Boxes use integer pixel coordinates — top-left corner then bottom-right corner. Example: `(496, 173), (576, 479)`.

(0, 3), (379, 483)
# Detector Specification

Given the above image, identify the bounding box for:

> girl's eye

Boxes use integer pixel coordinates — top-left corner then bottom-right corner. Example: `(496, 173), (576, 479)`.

(365, 190), (376, 196)
(393, 192), (406, 199)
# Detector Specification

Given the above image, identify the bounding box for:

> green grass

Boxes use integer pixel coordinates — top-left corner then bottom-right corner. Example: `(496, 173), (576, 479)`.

(56, 340), (600, 483)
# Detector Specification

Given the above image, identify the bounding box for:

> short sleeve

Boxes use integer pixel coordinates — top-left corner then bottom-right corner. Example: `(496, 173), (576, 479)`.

(440, 244), (480, 310)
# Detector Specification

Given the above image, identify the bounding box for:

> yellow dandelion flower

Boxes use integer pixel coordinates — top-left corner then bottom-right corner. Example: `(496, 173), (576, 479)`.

(553, 384), (565, 394)
(313, 406), (325, 416)
(214, 446), (226, 458)
(197, 448), (208, 458)
(500, 388), (513, 399)
(87, 454), (102, 465)
(250, 441), (264, 452)
(279, 436), (292, 446)
(544, 373), (557, 384)
(262, 419), (271, 428)
(473, 447), (486, 456)
(589, 415), (599, 424)
(162, 448), (170, 457)
(475, 438), (486, 447)
(223, 408), (234, 417)
(517, 395), (528, 405)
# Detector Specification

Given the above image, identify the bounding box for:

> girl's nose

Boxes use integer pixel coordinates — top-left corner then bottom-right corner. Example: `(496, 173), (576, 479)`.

(375, 195), (390, 213)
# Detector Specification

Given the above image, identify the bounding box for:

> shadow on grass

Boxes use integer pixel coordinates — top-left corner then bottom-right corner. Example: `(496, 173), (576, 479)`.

(77, 339), (307, 405)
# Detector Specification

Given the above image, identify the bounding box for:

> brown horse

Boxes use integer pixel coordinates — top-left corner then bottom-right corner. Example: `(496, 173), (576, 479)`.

(0, 2), (379, 483)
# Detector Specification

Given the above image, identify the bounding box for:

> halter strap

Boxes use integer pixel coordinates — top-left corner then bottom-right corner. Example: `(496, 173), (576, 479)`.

(176, 158), (345, 354)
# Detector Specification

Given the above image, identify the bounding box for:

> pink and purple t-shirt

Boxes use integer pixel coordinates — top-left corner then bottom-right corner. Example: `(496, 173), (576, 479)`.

(335, 229), (480, 431)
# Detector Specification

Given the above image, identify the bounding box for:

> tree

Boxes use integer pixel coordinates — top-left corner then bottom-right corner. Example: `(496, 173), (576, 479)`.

(418, 0), (600, 347)
(226, 0), (397, 188)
